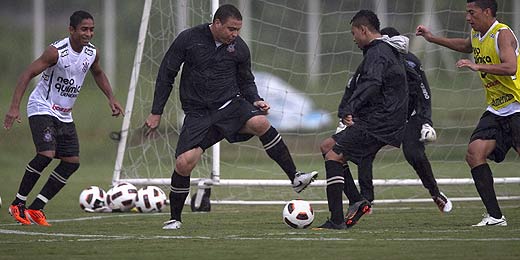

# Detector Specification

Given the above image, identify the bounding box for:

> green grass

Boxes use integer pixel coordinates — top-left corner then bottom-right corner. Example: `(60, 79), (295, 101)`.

(1, 155), (520, 259)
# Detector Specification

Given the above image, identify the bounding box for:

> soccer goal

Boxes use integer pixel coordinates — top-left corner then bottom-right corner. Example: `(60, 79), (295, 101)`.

(112, 0), (520, 206)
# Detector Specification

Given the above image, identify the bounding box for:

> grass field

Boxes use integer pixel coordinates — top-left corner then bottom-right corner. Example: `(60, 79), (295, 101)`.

(1, 155), (520, 259)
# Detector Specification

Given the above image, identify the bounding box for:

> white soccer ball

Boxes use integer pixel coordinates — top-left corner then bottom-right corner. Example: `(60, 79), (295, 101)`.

(106, 182), (138, 212)
(282, 199), (315, 229)
(79, 186), (107, 211)
(135, 186), (168, 213)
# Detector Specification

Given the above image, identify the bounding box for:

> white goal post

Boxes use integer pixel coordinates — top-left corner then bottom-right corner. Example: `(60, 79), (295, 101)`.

(113, 0), (520, 206)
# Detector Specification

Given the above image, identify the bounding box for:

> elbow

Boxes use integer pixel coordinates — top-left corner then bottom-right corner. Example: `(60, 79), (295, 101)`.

(507, 67), (517, 76)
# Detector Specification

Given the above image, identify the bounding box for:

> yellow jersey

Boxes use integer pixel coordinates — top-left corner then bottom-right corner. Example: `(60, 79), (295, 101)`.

(471, 21), (520, 110)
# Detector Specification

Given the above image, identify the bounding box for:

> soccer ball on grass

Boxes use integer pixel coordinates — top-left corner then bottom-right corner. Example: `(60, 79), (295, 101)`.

(135, 186), (168, 213)
(106, 182), (138, 212)
(79, 186), (107, 212)
(282, 199), (314, 229)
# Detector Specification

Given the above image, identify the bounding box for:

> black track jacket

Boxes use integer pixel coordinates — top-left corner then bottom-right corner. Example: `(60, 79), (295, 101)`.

(151, 23), (262, 115)
(338, 39), (409, 147)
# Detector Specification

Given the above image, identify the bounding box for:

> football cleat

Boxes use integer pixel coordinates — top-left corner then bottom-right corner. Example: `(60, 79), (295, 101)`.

(472, 213), (507, 227)
(292, 171), (318, 193)
(9, 203), (31, 225)
(312, 219), (346, 230)
(432, 192), (452, 213)
(26, 209), (51, 226)
(345, 199), (371, 228)
(163, 219), (182, 230)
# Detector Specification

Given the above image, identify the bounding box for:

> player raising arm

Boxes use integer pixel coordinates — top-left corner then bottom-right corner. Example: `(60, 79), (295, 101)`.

(4, 10), (123, 226)
(416, 0), (520, 227)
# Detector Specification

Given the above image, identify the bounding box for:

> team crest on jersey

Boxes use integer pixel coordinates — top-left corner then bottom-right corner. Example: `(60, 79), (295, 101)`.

(82, 59), (90, 73)
(227, 43), (235, 53)
(84, 48), (94, 56)
(490, 33), (496, 39)
(60, 49), (69, 57)
(41, 72), (50, 81)
(43, 127), (53, 143)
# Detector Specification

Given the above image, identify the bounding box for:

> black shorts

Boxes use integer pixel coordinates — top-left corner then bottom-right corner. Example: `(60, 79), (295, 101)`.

(470, 111), (520, 163)
(331, 125), (386, 163)
(175, 98), (264, 158)
(29, 115), (79, 157)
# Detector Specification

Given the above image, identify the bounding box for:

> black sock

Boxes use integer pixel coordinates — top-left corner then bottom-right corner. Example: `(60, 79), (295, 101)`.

(343, 163), (363, 204)
(169, 170), (190, 222)
(325, 160), (345, 224)
(29, 161), (79, 210)
(260, 126), (297, 181)
(357, 157), (374, 203)
(12, 154), (52, 205)
(471, 163), (502, 219)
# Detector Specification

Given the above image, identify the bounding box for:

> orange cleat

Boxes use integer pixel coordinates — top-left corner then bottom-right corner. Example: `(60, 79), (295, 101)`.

(9, 203), (31, 225)
(26, 209), (51, 226)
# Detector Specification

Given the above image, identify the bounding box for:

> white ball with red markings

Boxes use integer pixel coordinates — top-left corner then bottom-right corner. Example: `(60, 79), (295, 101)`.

(79, 186), (107, 212)
(106, 182), (138, 212)
(282, 199), (315, 229)
(135, 186), (168, 213)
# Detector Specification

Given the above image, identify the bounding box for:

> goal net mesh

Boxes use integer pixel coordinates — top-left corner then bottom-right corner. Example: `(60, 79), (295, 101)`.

(113, 0), (520, 204)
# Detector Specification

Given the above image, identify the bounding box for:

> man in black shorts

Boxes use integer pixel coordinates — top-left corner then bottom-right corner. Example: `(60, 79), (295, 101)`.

(144, 4), (317, 230)
(351, 27), (452, 213)
(3, 11), (124, 226)
(416, 0), (519, 226)
(316, 10), (409, 229)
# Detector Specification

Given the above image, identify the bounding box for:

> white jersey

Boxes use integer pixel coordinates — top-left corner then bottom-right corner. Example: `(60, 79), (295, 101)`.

(27, 37), (96, 122)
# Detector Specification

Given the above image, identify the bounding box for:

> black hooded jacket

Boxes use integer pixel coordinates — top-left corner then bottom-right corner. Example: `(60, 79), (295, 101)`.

(338, 39), (409, 147)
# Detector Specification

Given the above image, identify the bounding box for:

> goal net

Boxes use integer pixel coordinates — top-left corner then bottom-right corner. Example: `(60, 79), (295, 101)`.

(113, 0), (520, 206)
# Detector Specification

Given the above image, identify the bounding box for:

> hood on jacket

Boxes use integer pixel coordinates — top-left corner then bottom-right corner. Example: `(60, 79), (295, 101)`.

(378, 35), (409, 54)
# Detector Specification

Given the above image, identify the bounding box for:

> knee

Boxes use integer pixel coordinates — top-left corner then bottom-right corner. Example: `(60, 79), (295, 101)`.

(247, 115), (271, 135)
(55, 160), (80, 180)
(175, 153), (199, 176)
(465, 149), (479, 167)
(320, 138), (335, 155)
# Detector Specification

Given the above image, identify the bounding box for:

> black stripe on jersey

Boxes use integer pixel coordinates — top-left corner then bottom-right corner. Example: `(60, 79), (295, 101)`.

(87, 43), (96, 49)
(46, 70), (55, 100)
(56, 43), (68, 50)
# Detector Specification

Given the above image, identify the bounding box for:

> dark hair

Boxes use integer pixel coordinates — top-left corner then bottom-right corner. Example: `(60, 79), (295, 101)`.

(213, 4), (242, 23)
(350, 10), (380, 32)
(380, 27), (400, 37)
(467, 0), (497, 17)
(70, 10), (93, 28)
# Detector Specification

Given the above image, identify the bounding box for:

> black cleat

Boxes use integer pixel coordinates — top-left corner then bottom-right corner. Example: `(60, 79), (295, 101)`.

(312, 219), (346, 230)
(345, 199), (371, 228)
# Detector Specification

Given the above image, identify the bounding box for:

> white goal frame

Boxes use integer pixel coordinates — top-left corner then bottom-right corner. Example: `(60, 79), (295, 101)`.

(112, 0), (520, 206)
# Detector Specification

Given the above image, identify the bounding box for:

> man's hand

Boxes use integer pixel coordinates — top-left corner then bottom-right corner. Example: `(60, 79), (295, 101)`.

(253, 100), (270, 113)
(343, 115), (354, 127)
(109, 98), (125, 117)
(420, 123), (437, 143)
(415, 25), (433, 41)
(456, 59), (479, 71)
(3, 107), (22, 129)
(144, 114), (161, 137)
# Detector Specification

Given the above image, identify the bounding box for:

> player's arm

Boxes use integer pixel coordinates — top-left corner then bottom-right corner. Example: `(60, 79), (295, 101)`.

(456, 29), (518, 76)
(3, 45), (58, 129)
(145, 32), (187, 134)
(416, 25), (472, 53)
(90, 51), (124, 117)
